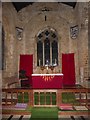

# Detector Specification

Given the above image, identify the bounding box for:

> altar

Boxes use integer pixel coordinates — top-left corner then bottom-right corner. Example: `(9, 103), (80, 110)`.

(31, 74), (63, 89)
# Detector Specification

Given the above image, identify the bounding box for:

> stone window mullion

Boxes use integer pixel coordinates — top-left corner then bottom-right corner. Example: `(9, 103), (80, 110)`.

(50, 41), (52, 65)
(43, 42), (44, 66)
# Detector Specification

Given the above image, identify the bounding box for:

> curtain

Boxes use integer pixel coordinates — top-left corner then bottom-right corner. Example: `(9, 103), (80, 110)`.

(19, 54), (33, 85)
(62, 53), (75, 86)
(19, 54), (33, 76)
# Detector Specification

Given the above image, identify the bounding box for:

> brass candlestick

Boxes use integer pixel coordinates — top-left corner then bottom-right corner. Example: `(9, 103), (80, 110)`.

(50, 66), (54, 73)
(40, 66), (45, 73)
(46, 66), (49, 74)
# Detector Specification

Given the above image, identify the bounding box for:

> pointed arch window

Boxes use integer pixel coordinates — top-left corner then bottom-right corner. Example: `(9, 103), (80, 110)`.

(37, 28), (58, 66)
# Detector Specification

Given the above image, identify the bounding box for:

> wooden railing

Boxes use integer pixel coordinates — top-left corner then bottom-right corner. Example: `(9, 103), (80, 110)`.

(33, 89), (57, 107)
(2, 88), (33, 106)
(57, 88), (90, 106)
(57, 88), (90, 116)
(2, 88), (90, 107)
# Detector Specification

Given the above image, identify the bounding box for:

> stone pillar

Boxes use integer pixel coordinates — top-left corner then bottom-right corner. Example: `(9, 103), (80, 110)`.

(88, 2), (90, 88)
(88, 2), (90, 79)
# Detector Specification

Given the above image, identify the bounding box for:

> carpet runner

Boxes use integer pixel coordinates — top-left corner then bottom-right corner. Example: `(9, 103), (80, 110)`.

(30, 107), (58, 120)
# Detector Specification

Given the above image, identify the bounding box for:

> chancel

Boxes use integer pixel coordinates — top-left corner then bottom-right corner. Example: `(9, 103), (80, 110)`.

(1, 1), (90, 119)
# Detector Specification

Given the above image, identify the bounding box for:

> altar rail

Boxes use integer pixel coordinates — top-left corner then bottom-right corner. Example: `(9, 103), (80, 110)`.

(2, 88), (90, 107)
(33, 89), (57, 107)
(57, 88), (90, 106)
(2, 88), (33, 106)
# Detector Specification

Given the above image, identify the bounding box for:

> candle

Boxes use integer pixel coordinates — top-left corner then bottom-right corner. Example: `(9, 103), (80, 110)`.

(55, 59), (56, 64)
(39, 59), (40, 66)
(46, 60), (48, 64)
(46, 66), (48, 70)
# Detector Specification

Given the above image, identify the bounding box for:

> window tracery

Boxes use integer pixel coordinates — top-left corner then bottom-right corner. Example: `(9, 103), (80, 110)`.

(37, 28), (58, 66)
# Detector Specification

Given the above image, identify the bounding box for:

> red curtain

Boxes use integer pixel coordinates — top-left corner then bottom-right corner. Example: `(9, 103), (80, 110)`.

(62, 53), (75, 86)
(19, 54), (33, 77)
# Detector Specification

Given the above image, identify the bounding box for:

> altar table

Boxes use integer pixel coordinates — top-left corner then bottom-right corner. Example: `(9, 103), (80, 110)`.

(31, 74), (63, 89)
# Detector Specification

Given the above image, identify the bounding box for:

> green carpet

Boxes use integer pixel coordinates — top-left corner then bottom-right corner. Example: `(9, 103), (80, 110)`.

(30, 107), (58, 120)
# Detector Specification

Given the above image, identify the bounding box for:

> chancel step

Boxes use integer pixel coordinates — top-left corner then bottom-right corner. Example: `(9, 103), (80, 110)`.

(58, 116), (89, 120)
(2, 115), (89, 120)
(71, 116), (89, 120)
(2, 115), (31, 120)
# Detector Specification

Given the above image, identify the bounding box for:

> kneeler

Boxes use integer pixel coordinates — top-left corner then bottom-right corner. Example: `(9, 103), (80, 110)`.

(19, 54), (33, 87)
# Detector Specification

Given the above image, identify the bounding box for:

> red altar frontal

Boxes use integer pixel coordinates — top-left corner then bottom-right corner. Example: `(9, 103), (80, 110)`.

(31, 74), (63, 89)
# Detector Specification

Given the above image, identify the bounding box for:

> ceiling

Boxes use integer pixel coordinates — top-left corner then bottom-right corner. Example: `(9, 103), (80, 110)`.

(12, 2), (77, 12)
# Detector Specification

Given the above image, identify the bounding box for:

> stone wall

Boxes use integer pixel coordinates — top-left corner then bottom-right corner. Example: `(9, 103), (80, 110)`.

(0, 1), (2, 89)
(2, 2), (89, 87)
(89, 2), (90, 76)
(0, 1), (2, 119)
(74, 2), (89, 87)
(2, 3), (18, 87)
(88, 2), (90, 87)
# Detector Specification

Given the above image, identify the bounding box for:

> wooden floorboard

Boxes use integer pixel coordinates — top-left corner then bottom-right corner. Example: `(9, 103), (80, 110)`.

(2, 110), (31, 115)
(18, 115), (23, 120)
(71, 116), (76, 120)
(7, 115), (13, 120)
(58, 111), (89, 116)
